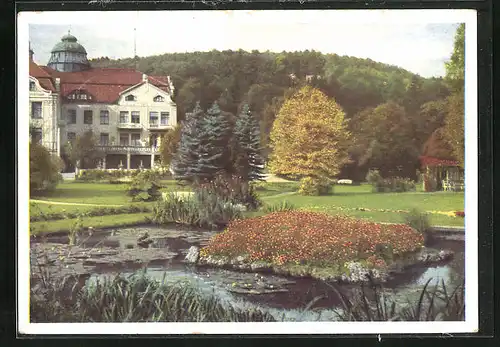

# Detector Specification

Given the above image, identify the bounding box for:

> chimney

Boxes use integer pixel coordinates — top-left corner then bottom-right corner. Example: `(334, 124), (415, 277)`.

(142, 73), (148, 82)
(55, 78), (61, 92)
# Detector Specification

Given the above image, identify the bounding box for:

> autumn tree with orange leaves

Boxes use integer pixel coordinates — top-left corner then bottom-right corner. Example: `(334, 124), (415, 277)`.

(268, 86), (351, 181)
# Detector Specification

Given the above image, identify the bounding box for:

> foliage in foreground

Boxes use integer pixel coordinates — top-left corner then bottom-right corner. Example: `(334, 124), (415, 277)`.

(30, 271), (275, 322)
(201, 211), (424, 266)
(30, 143), (63, 195)
(330, 276), (465, 321)
(30, 269), (464, 322)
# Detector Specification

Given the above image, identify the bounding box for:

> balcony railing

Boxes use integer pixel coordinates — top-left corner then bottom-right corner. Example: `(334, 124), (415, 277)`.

(148, 123), (172, 130)
(96, 145), (160, 155)
(117, 122), (143, 130)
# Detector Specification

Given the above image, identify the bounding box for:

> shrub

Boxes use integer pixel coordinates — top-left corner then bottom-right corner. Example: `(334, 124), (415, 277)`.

(152, 192), (200, 226)
(30, 143), (63, 195)
(194, 187), (244, 229)
(298, 177), (333, 196)
(126, 171), (162, 202)
(455, 211), (465, 218)
(196, 174), (262, 210)
(152, 189), (242, 229)
(373, 177), (416, 193)
(30, 205), (152, 222)
(263, 201), (296, 213)
(202, 211), (424, 266)
(365, 169), (382, 185)
(404, 208), (434, 246)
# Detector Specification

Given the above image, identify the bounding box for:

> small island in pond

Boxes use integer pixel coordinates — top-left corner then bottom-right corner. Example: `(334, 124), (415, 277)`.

(186, 211), (453, 283)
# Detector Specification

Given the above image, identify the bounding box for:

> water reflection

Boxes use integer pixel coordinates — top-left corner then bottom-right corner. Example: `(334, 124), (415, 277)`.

(86, 237), (464, 322)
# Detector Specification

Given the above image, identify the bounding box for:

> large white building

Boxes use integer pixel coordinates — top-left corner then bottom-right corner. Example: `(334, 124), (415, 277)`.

(29, 32), (178, 170)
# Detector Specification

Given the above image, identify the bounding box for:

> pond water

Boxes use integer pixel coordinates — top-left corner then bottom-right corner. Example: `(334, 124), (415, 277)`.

(34, 226), (465, 322)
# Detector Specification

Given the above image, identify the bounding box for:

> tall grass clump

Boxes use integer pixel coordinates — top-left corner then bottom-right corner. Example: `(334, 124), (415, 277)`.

(404, 208), (435, 246)
(152, 188), (242, 229)
(329, 275), (465, 322)
(30, 271), (276, 322)
(263, 200), (296, 213)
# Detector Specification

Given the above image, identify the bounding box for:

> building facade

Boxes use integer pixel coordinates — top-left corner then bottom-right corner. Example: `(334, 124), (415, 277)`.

(28, 32), (177, 170)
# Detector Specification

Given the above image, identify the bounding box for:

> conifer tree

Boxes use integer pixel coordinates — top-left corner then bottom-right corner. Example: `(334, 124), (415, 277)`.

(196, 102), (232, 181)
(171, 102), (204, 183)
(234, 103), (265, 181)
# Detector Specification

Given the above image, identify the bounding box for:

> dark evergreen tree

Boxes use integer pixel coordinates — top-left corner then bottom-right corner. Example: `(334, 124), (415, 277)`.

(171, 102), (204, 183)
(196, 102), (232, 181)
(234, 104), (265, 181)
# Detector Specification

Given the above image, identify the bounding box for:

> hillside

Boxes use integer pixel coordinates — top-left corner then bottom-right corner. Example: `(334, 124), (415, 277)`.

(90, 50), (451, 179)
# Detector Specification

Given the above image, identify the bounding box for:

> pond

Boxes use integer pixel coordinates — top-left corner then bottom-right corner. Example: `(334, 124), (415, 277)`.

(31, 226), (465, 322)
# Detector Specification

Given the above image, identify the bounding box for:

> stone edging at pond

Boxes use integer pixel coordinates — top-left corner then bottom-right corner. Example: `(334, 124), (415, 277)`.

(185, 246), (455, 284)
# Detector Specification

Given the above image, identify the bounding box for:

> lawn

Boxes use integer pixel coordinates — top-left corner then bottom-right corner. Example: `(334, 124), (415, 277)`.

(29, 181), (465, 234)
(29, 181), (188, 214)
(262, 184), (464, 227)
(30, 213), (151, 235)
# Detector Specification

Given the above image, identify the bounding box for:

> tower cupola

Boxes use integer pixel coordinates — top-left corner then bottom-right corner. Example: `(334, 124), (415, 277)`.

(47, 31), (90, 72)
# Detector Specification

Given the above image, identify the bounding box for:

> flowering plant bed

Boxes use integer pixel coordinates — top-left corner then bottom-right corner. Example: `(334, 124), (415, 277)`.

(199, 211), (431, 282)
(455, 211), (465, 218)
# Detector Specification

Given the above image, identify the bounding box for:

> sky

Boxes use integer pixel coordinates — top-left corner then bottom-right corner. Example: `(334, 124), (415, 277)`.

(26, 10), (464, 78)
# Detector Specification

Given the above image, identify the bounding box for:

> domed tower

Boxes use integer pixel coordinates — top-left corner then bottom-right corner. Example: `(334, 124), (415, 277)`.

(47, 31), (90, 72)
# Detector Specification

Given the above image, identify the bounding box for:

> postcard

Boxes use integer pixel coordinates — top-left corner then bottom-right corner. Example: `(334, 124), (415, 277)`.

(18, 9), (478, 335)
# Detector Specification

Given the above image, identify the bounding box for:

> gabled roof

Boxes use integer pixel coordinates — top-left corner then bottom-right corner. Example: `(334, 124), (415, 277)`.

(29, 61), (56, 92)
(36, 66), (172, 103)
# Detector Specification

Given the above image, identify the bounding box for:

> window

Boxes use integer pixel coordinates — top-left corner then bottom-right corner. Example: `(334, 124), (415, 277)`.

(83, 110), (93, 124)
(67, 109), (77, 124)
(131, 133), (141, 146)
(119, 111), (129, 124)
(125, 95), (136, 101)
(100, 110), (109, 125)
(154, 95), (164, 102)
(32, 128), (42, 144)
(67, 132), (76, 143)
(79, 94), (87, 100)
(31, 102), (42, 119)
(131, 111), (140, 124)
(100, 133), (109, 146)
(160, 112), (170, 125)
(29, 81), (36, 91)
(119, 134), (129, 146)
(149, 112), (159, 126)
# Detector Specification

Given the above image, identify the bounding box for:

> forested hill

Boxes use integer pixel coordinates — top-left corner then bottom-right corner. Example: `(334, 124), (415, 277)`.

(90, 50), (451, 180)
(89, 50), (449, 120)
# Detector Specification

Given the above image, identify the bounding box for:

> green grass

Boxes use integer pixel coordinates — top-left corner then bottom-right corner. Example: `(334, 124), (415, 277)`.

(30, 212), (151, 235)
(29, 181), (465, 233)
(259, 183), (464, 227)
(265, 191), (464, 213)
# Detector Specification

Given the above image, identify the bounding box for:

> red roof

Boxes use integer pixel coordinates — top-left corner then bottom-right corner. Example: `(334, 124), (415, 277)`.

(419, 156), (459, 167)
(29, 64), (171, 103)
(29, 61), (56, 91)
